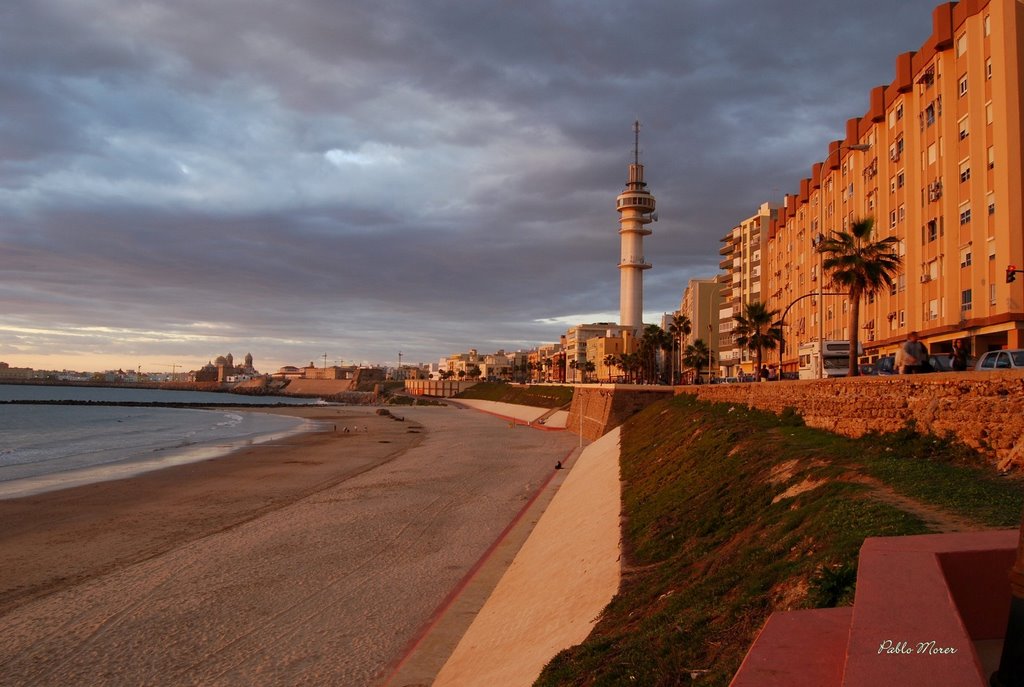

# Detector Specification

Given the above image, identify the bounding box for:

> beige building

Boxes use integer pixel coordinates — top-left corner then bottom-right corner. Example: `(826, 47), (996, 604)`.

(564, 323), (628, 383)
(762, 0), (1024, 371)
(586, 331), (634, 382)
(678, 277), (724, 375)
(718, 202), (778, 376)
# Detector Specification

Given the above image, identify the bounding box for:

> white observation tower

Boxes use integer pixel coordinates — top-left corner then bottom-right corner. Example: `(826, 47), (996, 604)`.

(616, 120), (657, 333)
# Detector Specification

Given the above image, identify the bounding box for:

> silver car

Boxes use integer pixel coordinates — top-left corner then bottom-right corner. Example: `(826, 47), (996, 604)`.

(974, 349), (1024, 370)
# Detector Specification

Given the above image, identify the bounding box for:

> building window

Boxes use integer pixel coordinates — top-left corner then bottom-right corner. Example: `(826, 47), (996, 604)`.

(959, 116), (969, 140)
(957, 34), (968, 56)
(960, 246), (972, 268)
(989, 237), (997, 261)
(959, 160), (971, 183)
(958, 75), (968, 97)
(925, 103), (936, 126)
(897, 170), (905, 188)
(988, 192), (996, 215)
(991, 283), (997, 305)
(926, 220), (938, 242)
(899, 310), (905, 327)
(987, 58), (993, 79)
(959, 204), (972, 225)
(961, 289), (972, 312)
(988, 146), (995, 169)
(985, 15), (991, 36)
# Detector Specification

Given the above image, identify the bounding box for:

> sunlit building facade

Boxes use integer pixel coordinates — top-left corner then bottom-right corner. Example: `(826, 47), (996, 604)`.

(762, 0), (1024, 371)
(718, 202), (778, 376)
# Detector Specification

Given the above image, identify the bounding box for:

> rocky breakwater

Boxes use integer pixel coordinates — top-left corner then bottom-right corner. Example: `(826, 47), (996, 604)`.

(687, 371), (1024, 471)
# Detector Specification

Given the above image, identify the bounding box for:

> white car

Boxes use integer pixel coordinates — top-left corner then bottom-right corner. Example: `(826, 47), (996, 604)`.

(974, 349), (1024, 371)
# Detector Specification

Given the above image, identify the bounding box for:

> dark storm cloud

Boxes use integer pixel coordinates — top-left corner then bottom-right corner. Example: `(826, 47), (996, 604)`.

(1, 0), (943, 368)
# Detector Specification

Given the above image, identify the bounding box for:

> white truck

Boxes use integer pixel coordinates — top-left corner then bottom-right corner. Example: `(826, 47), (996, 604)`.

(797, 340), (856, 379)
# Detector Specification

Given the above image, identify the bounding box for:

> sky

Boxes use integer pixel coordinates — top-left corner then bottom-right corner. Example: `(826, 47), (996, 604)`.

(1, 0), (943, 374)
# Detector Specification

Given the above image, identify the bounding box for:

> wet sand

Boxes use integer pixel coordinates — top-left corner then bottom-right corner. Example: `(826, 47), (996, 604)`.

(0, 404), (578, 686)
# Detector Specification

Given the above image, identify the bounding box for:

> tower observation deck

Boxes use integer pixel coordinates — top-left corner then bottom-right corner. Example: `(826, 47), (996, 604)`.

(616, 121), (657, 332)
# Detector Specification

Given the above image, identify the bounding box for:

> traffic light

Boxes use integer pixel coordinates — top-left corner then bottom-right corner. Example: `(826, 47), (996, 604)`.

(1009, 265), (1018, 283)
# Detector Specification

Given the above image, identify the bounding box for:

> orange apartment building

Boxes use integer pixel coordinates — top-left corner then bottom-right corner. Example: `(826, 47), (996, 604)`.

(761, 0), (1024, 372)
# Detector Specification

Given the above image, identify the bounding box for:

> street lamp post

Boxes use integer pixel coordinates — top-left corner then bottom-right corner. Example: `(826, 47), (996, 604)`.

(707, 323), (713, 384)
(813, 142), (870, 379)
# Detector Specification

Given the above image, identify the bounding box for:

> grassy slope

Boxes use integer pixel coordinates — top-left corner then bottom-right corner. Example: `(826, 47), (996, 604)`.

(535, 394), (1023, 687)
(455, 382), (574, 408)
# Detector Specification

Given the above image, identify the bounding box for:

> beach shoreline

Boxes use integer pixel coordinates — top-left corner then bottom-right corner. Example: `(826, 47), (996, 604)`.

(0, 403), (578, 686)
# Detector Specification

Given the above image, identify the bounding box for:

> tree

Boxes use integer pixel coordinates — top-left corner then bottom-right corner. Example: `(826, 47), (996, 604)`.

(619, 352), (641, 383)
(602, 354), (620, 382)
(668, 313), (692, 384)
(683, 339), (714, 384)
(638, 324), (672, 384)
(733, 301), (782, 377)
(817, 217), (902, 376)
(583, 360), (596, 383)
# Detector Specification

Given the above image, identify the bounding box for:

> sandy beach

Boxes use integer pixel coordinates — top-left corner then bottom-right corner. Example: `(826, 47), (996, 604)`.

(0, 404), (578, 686)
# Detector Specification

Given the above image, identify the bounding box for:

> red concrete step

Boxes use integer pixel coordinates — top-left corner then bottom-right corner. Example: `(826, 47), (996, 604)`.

(731, 607), (852, 686)
(841, 530), (1015, 686)
(732, 530), (1017, 686)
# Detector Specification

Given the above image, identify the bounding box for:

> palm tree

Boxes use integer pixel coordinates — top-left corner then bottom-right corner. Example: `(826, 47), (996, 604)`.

(817, 217), (902, 376)
(583, 360), (596, 383)
(683, 339), (714, 384)
(619, 352), (640, 383)
(668, 313), (692, 384)
(733, 301), (782, 377)
(602, 354), (620, 382)
(639, 324), (672, 384)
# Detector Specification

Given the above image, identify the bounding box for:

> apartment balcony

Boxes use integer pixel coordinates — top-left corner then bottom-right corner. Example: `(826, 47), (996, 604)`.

(720, 257), (734, 270)
(719, 242), (735, 256)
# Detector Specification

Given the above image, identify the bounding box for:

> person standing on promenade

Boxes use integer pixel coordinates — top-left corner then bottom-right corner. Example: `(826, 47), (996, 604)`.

(952, 339), (970, 371)
(899, 331), (929, 374)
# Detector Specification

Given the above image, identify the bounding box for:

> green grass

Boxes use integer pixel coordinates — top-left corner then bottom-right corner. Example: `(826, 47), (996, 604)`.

(455, 382), (573, 408)
(534, 394), (1024, 687)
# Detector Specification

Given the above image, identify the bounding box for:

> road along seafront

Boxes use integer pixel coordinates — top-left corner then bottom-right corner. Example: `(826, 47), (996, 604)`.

(0, 403), (578, 687)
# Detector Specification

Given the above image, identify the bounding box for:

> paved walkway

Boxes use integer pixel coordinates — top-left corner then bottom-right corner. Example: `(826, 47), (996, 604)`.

(432, 426), (622, 686)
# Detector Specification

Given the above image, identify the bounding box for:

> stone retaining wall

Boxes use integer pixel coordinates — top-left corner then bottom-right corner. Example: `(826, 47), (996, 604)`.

(567, 385), (676, 442)
(685, 371), (1024, 470)
(403, 380), (477, 398)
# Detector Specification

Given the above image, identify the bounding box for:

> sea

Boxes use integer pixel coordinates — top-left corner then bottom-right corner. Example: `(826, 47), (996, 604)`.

(0, 384), (321, 499)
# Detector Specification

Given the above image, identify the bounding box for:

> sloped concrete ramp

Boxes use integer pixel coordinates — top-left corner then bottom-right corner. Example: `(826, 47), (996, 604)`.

(433, 427), (622, 686)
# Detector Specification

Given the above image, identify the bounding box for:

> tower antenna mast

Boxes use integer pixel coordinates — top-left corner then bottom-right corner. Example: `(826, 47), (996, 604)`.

(633, 120), (640, 165)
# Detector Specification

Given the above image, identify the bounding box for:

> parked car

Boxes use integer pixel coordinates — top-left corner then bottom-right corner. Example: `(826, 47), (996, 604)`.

(872, 355), (897, 375)
(974, 349), (1024, 371)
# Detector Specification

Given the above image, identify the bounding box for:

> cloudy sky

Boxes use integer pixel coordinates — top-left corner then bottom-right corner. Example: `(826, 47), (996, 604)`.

(1, 0), (941, 373)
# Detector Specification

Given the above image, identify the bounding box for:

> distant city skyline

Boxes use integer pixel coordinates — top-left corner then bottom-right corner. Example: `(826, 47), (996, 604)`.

(1, 0), (941, 373)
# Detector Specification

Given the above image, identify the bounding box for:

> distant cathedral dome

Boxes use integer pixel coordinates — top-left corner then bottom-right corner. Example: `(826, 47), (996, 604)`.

(225, 353), (234, 367)
(214, 355), (228, 366)
(244, 353), (253, 368)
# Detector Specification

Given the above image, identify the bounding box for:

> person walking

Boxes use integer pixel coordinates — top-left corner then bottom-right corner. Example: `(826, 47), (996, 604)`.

(951, 339), (970, 371)
(899, 331), (929, 374)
